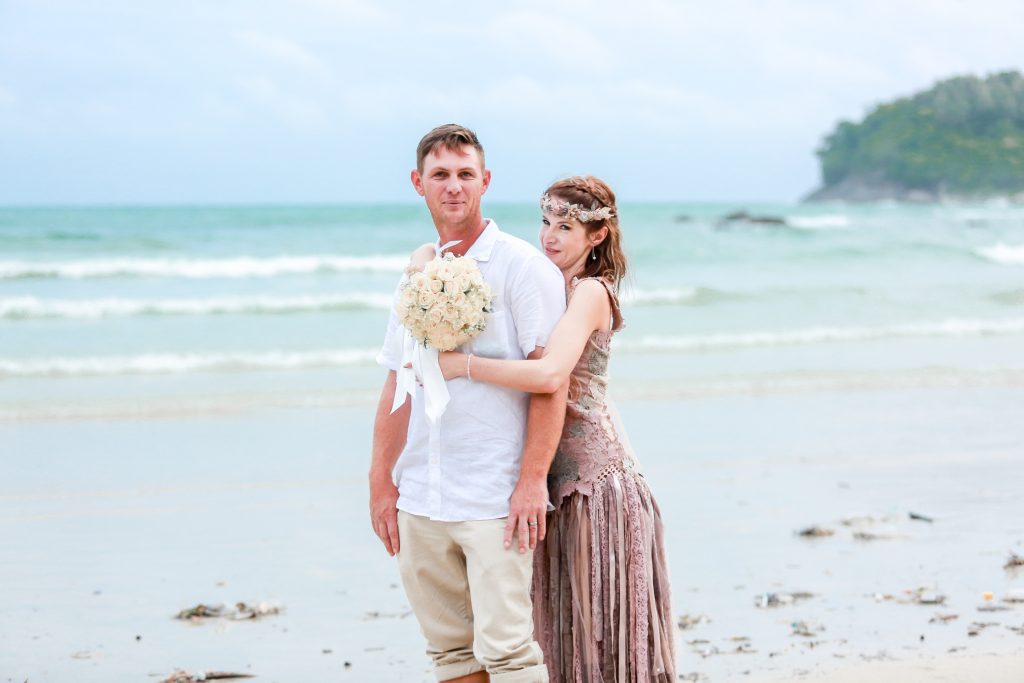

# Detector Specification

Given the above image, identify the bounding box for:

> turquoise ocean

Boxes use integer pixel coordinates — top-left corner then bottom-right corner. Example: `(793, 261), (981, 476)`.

(4, 203), (1024, 682)
(1, 202), (1024, 421)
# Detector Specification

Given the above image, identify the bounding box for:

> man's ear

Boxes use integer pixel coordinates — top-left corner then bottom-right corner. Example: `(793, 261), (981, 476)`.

(480, 169), (492, 195)
(411, 169), (425, 196)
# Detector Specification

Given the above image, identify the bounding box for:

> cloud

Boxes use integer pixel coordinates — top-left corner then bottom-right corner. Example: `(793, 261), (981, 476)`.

(235, 76), (329, 128)
(3, 0), (1024, 202)
(289, 0), (388, 23)
(334, 75), (793, 137)
(237, 29), (331, 77)
(486, 11), (613, 75)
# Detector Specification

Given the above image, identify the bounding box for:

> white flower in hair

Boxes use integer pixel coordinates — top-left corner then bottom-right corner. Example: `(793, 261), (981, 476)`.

(540, 193), (615, 223)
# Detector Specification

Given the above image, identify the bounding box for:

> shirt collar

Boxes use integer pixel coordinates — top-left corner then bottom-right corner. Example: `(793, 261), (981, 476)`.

(467, 219), (499, 262)
(436, 219), (500, 262)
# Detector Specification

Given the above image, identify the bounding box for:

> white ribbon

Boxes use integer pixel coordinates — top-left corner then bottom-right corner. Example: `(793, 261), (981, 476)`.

(438, 239), (462, 254)
(389, 239), (463, 424)
(390, 330), (450, 424)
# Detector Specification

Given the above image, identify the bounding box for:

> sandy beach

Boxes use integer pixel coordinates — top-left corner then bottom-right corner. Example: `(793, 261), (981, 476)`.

(774, 651), (1024, 683)
(761, 652), (1024, 682)
(3, 384), (1023, 682)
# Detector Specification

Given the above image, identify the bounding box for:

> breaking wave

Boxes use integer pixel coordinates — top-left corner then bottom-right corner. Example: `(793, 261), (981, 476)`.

(0, 254), (407, 279)
(0, 294), (394, 319)
(976, 243), (1024, 265)
(786, 214), (851, 230)
(0, 349), (380, 377)
(619, 318), (1024, 352)
(2, 287), (740, 320)
(621, 287), (735, 306)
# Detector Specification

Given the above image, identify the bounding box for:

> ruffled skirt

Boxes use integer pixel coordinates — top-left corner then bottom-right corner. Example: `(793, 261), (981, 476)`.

(533, 471), (676, 682)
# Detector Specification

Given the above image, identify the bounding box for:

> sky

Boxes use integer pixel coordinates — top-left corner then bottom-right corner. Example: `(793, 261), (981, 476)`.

(1, 0), (1022, 204)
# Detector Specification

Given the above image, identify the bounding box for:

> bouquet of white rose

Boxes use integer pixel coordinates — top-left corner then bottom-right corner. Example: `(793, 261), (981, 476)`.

(391, 251), (493, 423)
(396, 253), (493, 351)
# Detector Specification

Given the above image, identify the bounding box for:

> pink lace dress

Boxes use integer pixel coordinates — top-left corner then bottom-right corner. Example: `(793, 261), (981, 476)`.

(533, 278), (676, 683)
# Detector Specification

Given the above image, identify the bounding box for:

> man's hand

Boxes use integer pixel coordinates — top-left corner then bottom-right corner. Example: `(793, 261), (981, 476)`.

(369, 473), (401, 556)
(370, 370), (408, 557)
(508, 345), (566, 554)
(505, 475), (548, 553)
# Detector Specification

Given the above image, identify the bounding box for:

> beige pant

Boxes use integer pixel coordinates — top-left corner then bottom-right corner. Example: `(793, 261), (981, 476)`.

(397, 511), (548, 683)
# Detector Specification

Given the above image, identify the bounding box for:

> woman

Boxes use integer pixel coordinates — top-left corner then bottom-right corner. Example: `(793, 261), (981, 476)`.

(412, 176), (676, 682)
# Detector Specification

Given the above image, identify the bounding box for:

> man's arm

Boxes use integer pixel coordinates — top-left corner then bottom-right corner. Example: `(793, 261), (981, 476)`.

(505, 346), (569, 553)
(369, 370), (410, 556)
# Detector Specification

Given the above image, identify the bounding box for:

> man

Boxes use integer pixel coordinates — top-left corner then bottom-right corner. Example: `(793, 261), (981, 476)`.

(370, 123), (567, 683)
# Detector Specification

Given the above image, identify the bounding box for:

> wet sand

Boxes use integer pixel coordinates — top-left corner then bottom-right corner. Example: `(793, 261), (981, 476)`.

(760, 652), (1024, 682)
(2, 386), (1023, 681)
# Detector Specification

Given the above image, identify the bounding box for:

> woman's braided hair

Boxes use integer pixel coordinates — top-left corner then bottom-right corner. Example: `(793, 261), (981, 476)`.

(544, 176), (627, 289)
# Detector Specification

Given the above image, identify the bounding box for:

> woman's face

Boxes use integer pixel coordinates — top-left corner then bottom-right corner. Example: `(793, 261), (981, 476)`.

(539, 209), (594, 275)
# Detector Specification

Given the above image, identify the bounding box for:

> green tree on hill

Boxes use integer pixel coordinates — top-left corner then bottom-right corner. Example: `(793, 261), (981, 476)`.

(812, 71), (1024, 200)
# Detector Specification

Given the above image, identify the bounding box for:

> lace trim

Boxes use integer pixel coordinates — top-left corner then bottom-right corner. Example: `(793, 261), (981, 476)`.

(594, 461), (633, 484)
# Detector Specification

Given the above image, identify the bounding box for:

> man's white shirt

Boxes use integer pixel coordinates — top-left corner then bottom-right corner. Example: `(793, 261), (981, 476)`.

(377, 220), (566, 521)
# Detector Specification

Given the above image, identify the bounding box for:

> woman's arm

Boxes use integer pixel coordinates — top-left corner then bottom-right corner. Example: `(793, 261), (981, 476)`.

(439, 279), (611, 393)
(406, 243), (436, 273)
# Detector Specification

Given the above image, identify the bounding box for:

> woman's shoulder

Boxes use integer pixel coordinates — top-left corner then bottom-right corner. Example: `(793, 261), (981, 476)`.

(570, 276), (624, 331)
(568, 277), (614, 312)
(570, 276), (617, 299)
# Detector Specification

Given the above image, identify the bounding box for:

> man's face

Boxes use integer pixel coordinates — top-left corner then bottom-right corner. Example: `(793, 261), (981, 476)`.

(411, 145), (490, 228)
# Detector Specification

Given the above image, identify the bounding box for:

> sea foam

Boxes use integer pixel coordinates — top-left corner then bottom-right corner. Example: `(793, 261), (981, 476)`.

(787, 214), (851, 230)
(2, 288), (731, 320)
(0, 294), (394, 319)
(621, 287), (732, 306)
(619, 318), (1024, 352)
(0, 254), (408, 279)
(0, 349), (380, 377)
(976, 243), (1024, 265)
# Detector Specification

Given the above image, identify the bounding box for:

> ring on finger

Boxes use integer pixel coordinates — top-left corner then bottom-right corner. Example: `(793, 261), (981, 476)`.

(528, 520), (538, 527)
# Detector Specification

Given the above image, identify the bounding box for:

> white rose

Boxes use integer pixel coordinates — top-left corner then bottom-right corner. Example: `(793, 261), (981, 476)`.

(439, 334), (458, 351)
(427, 330), (445, 349)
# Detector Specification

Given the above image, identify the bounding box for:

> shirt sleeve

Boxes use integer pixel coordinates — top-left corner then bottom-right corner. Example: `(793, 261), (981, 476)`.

(376, 277), (404, 371)
(508, 254), (566, 356)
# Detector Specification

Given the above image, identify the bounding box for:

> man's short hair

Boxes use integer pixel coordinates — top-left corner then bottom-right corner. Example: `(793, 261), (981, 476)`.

(416, 124), (485, 173)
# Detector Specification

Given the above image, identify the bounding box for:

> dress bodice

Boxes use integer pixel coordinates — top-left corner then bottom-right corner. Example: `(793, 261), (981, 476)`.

(546, 277), (638, 504)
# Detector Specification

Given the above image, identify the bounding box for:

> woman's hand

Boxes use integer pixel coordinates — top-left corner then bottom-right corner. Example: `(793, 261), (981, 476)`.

(406, 243), (436, 274)
(438, 351), (467, 380)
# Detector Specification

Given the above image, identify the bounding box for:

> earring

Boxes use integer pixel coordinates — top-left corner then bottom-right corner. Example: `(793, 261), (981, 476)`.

(590, 247), (597, 261)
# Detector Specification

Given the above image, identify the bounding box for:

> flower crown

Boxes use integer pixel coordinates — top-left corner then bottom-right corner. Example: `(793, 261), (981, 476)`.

(540, 193), (615, 223)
